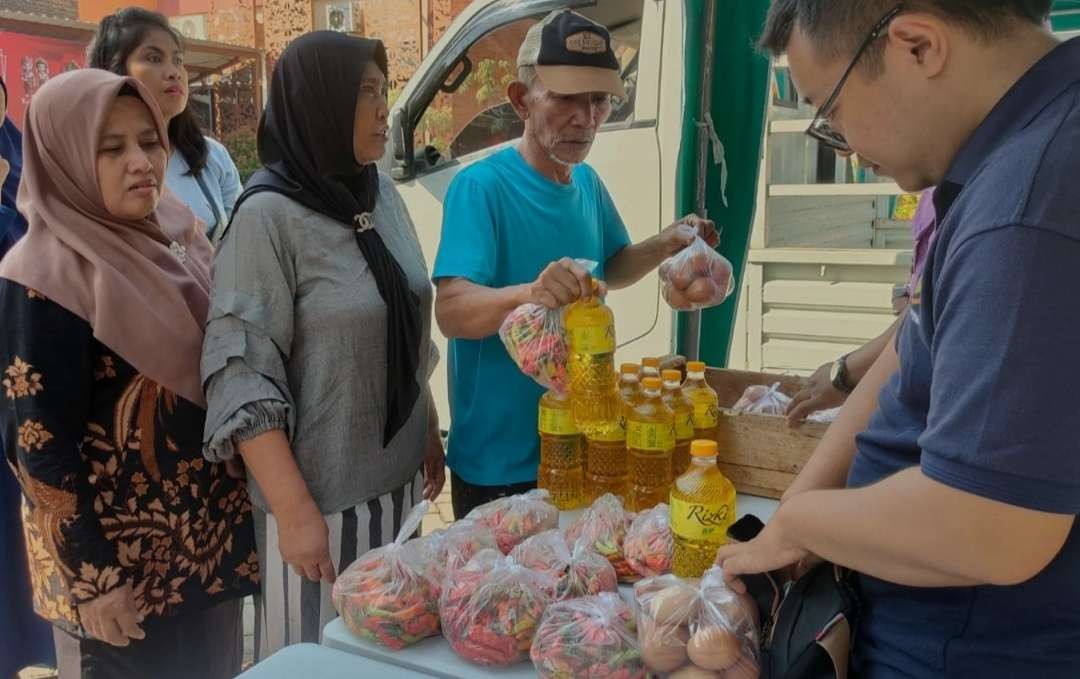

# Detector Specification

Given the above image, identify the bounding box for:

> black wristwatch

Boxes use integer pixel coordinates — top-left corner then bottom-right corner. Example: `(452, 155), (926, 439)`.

(829, 354), (855, 394)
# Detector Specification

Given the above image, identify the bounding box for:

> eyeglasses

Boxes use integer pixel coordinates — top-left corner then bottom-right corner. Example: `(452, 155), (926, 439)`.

(358, 82), (390, 105)
(806, 5), (904, 154)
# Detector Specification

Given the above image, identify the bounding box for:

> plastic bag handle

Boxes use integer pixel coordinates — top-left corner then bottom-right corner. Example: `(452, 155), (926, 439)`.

(394, 499), (431, 546)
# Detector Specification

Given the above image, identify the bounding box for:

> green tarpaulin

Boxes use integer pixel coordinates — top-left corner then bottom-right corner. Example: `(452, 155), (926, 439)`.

(674, 0), (771, 365)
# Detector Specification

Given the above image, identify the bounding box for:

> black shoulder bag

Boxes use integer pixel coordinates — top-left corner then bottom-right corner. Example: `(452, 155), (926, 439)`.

(729, 515), (862, 679)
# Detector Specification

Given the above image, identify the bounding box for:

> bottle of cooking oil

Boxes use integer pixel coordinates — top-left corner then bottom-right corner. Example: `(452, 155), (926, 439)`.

(537, 388), (585, 510)
(566, 281), (620, 436)
(582, 364), (640, 505)
(683, 361), (720, 442)
(584, 421), (628, 503)
(670, 440), (736, 578)
(626, 377), (675, 512)
(641, 356), (662, 382)
(662, 369), (695, 479)
(619, 363), (643, 406)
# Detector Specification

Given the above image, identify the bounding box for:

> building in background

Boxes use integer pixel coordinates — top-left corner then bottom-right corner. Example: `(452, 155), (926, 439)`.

(1, 0), (470, 180)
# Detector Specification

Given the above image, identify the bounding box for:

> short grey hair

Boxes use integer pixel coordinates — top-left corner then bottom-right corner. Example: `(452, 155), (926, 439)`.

(517, 65), (543, 92)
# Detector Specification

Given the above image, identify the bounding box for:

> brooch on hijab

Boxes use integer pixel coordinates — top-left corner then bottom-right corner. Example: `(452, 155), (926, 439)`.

(169, 241), (188, 263)
(354, 213), (375, 233)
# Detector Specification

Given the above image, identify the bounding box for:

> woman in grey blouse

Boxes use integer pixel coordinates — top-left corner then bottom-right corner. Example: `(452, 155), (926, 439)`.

(201, 32), (444, 659)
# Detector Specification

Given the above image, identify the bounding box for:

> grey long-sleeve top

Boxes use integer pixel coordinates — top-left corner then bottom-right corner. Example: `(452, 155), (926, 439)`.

(201, 173), (437, 514)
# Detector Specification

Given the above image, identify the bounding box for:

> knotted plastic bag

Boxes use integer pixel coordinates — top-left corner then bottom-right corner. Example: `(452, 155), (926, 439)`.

(465, 488), (560, 555)
(659, 235), (736, 311)
(732, 383), (791, 416)
(624, 502), (674, 578)
(499, 259), (600, 394)
(634, 568), (761, 676)
(332, 500), (441, 650)
(530, 592), (646, 679)
(439, 549), (555, 666)
(510, 529), (618, 600)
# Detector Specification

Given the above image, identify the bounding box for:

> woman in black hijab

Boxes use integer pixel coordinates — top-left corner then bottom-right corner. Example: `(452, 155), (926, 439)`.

(201, 31), (445, 658)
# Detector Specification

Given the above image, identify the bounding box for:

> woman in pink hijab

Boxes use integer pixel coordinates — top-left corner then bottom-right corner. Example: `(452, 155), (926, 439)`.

(0, 69), (257, 679)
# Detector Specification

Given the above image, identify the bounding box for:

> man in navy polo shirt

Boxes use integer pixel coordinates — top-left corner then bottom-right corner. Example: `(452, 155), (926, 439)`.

(717, 1), (1080, 677)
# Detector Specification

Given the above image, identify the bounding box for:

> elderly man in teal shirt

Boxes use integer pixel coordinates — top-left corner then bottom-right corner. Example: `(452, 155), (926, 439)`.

(432, 9), (714, 518)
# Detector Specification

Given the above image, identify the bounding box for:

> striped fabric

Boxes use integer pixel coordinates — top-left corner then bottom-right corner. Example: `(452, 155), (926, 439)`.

(251, 470), (423, 660)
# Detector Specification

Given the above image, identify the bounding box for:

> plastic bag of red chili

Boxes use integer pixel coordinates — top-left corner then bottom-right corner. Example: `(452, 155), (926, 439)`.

(332, 501), (440, 650)
(465, 489), (559, 554)
(624, 502), (674, 578)
(530, 592), (646, 679)
(511, 529), (618, 600)
(440, 549), (556, 666)
(564, 493), (638, 581)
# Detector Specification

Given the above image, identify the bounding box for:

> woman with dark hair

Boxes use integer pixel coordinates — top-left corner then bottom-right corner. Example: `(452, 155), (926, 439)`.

(201, 31), (444, 659)
(0, 73), (56, 679)
(0, 69), (258, 679)
(89, 7), (242, 240)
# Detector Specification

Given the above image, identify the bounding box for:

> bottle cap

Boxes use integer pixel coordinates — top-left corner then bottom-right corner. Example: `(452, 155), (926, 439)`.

(690, 439), (718, 458)
(662, 369), (682, 382)
(687, 361), (706, 372)
(620, 363), (641, 376)
(641, 377), (662, 390)
(642, 357), (661, 370)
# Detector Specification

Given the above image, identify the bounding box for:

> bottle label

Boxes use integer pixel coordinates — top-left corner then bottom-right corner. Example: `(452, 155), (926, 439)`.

(693, 402), (720, 429)
(675, 412), (695, 440)
(539, 404), (578, 435)
(627, 421), (675, 451)
(587, 422), (624, 443)
(670, 497), (731, 542)
(569, 324), (616, 355)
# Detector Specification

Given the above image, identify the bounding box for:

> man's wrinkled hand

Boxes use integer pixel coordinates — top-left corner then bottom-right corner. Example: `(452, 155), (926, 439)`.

(528, 257), (602, 309)
(659, 214), (720, 258)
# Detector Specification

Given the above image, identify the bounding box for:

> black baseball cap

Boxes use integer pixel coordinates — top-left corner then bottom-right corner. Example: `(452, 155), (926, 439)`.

(517, 9), (626, 98)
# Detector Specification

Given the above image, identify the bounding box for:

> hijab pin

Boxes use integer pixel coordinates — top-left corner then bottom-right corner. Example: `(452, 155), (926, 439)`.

(354, 213), (375, 233)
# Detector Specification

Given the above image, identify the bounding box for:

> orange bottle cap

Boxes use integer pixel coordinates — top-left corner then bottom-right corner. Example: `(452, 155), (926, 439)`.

(687, 361), (706, 372)
(690, 440), (718, 457)
(641, 377), (663, 390)
(620, 363), (641, 375)
(662, 369), (682, 382)
(642, 357), (661, 369)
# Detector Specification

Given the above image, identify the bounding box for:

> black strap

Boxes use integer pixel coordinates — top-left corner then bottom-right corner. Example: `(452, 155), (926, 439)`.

(221, 179), (422, 447)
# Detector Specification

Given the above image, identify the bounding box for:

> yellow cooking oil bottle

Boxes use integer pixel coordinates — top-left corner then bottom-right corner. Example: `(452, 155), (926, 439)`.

(626, 377), (675, 512)
(641, 356), (662, 382)
(619, 363), (643, 406)
(565, 281), (620, 436)
(662, 369), (695, 479)
(584, 419), (628, 504)
(683, 361), (720, 442)
(670, 440), (737, 578)
(582, 365), (639, 504)
(537, 388), (585, 510)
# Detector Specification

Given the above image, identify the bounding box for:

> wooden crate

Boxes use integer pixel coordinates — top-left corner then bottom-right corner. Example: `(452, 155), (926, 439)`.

(704, 368), (827, 498)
